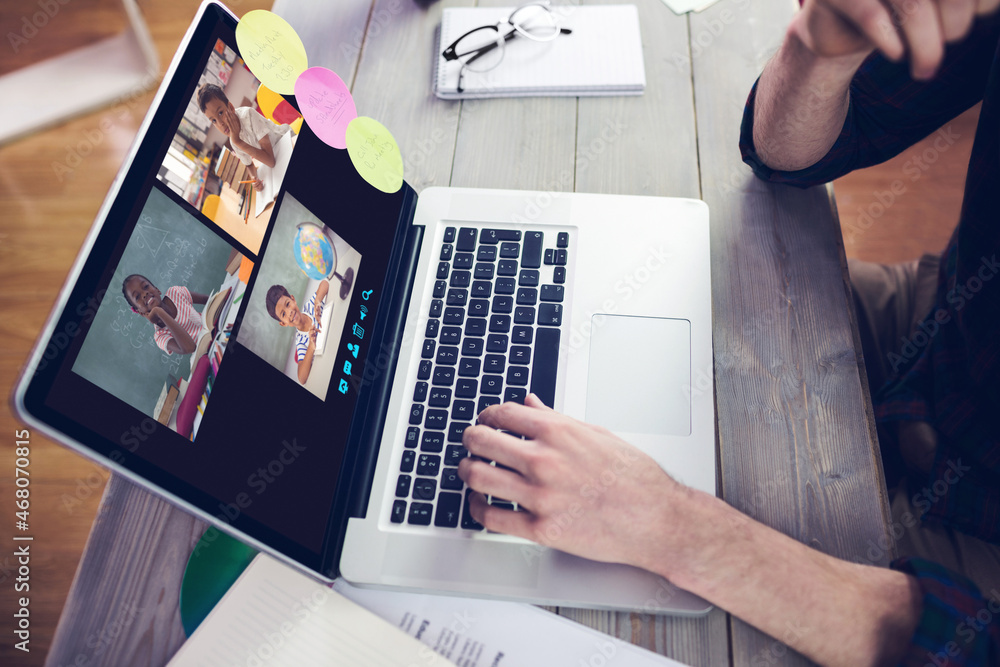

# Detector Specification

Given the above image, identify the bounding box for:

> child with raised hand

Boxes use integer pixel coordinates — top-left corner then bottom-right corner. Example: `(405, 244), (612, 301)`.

(122, 275), (209, 355)
(265, 280), (330, 385)
(197, 83), (290, 192)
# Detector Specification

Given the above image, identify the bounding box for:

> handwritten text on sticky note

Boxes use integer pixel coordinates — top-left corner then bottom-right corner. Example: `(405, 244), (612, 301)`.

(346, 117), (404, 194)
(294, 67), (357, 149)
(235, 10), (308, 95)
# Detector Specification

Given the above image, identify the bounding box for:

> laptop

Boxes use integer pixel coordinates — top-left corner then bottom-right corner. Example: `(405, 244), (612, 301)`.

(13, 1), (715, 615)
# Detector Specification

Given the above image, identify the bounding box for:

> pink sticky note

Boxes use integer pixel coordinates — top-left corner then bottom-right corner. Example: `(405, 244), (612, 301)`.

(294, 67), (357, 149)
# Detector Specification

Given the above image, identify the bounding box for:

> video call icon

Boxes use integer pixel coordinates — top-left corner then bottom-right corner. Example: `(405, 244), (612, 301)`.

(346, 342), (359, 358)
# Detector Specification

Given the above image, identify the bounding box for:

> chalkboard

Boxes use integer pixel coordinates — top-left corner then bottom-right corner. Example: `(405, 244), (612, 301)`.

(72, 187), (236, 416)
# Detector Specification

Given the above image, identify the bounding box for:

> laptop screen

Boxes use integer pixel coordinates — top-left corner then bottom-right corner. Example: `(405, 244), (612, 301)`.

(19, 4), (413, 573)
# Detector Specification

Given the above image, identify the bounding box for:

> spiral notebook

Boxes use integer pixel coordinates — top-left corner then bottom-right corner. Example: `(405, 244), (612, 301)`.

(434, 4), (646, 99)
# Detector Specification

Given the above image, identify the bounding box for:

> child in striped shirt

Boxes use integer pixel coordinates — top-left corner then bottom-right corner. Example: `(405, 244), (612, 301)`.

(122, 274), (208, 355)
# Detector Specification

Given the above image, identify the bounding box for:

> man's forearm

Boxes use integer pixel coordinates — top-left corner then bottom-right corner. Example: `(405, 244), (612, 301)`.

(647, 486), (922, 666)
(752, 22), (869, 171)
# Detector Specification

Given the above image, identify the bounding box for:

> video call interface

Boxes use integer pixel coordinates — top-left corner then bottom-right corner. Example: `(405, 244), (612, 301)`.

(37, 15), (409, 566)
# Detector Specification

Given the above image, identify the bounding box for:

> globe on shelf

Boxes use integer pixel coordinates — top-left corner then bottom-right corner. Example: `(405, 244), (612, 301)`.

(292, 222), (355, 299)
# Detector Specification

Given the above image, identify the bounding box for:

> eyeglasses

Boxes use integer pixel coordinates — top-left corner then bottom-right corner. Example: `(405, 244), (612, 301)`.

(441, 2), (573, 93)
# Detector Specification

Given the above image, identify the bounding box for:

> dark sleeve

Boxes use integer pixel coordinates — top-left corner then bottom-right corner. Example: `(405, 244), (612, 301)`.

(740, 16), (1000, 188)
(890, 557), (1000, 666)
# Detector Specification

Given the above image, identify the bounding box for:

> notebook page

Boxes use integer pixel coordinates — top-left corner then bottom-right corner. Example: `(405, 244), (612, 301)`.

(167, 555), (451, 667)
(436, 5), (645, 98)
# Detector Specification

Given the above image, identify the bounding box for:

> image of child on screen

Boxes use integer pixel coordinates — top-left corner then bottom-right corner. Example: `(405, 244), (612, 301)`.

(265, 280), (329, 385)
(122, 275), (208, 355)
(198, 84), (289, 192)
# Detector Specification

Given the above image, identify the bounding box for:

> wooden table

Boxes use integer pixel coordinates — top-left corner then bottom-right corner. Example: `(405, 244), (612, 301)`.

(45, 0), (894, 664)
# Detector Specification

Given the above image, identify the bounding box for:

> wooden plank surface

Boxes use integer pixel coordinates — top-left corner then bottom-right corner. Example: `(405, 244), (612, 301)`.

(689, 0), (893, 664)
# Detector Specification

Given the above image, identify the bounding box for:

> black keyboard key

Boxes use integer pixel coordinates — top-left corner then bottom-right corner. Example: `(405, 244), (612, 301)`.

(490, 314), (511, 332)
(433, 280), (447, 298)
(477, 246), (497, 262)
(497, 259), (518, 276)
(414, 477), (437, 500)
(455, 378), (478, 398)
(465, 317), (487, 336)
(456, 227), (477, 251)
(425, 409), (448, 430)
(555, 249), (568, 265)
(437, 262), (450, 279)
(544, 248), (555, 265)
(409, 404), (424, 424)
(446, 288), (468, 306)
(400, 449), (416, 473)
(440, 326), (461, 344)
(468, 299), (489, 317)
(518, 269), (539, 286)
(504, 388), (527, 403)
(492, 296), (513, 313)
(484, 354), (505, 373)
(499, 242), (520, 258)
(443, 307), (464, 325)
(461, 490), (483, 530)
(478, 396), (501, 413)
(471, 281), (492, 298)
(481, 229), (521, 243)
(530, 327), (560, 408)
(495, 277), (516, 294)
(437, 346), (459, 365)
(450, 271), (471, 288)
(418, 359), (432, 380)
(540, 285), (564, 302)
(474, 263), (495, 280)
(449, 422), (470, 443)
(417, 454), (441, 477)
(425, 319), (440, 338)
(440, 244), (453, 261)
(516, 288), (537, 305)
(429, 299), (443, 318)
(428, 387), (452, 407)
(443, 226), (456, 243)
(408, 502), (433, 525)
(396, 474), (411, 497)
(421, 431), (445, 452)
(512, 326), (533, 344)
(553, 267), (566, 284)
(391, 499), (407, 523)
(538, 303), (563, 326)
(522, 231), (543, 269)
(557, 232), (569, 248)
(507, 366), (529, 386)
(441, 469), (464, 492)
(491, 499), (515, 511)
(458, 357), (481, 377)
(509, 346), (531, 365)
(422, 339), (436, 359)
(513, 307), (535, 325)
(486, 334), (509, 353)
(462, 337), (484, 356)
(481, 374), (504, 395)
(453, 252), (473, 269)
(413, 381), (428, 402)
(435, 491), (462, 527)
(432, 367), (455, 386)
(405, 426), (420, 448)
(452, 400), (476, 421)
(445, 445), (467, 466)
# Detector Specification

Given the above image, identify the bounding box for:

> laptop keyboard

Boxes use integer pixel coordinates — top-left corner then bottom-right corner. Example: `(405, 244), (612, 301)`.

(391, 226), (569, 531)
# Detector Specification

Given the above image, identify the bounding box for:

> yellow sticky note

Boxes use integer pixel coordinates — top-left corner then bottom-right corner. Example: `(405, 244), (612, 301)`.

(345, 117), (404, 194)
(235, 10), (308, 95)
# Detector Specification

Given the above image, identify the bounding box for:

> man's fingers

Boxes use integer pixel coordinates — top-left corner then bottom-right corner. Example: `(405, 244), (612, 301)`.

(466, 491), (535, 538)
(523, 393), (553, 411)
(823, 0), (905, 60)
(476, 400), (554, 439)
(462, 425), (533, 472)
(890, 0), (945, 78)
(458, 458), (534, 505)
(937, 0), (976, 41)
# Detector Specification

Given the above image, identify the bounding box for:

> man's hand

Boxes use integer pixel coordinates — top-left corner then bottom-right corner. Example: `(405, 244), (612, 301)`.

(458, 395), (685, 571)
(796, 0), (996, 80)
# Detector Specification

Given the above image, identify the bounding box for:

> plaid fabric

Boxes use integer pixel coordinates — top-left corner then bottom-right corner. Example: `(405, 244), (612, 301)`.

(891, 557), (1000, 666)
(739, 19), (1000, 545)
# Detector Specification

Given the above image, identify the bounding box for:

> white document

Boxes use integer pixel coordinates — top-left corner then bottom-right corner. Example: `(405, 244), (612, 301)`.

(254, 130), (294, 218)
(435, 5), (645, 99)
(167, 555), (452, 667)
(659, 0), (723, 14)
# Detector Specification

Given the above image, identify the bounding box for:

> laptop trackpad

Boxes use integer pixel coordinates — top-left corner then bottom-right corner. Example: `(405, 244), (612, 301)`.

(585, 316), (691, 436)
